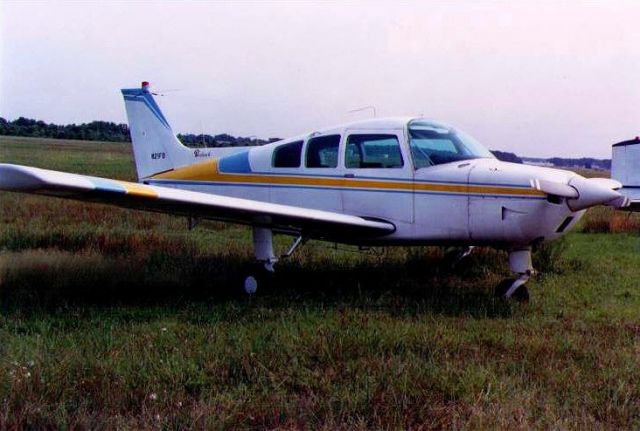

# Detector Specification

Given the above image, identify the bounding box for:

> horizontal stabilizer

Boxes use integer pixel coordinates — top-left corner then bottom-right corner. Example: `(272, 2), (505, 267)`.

(0, 163), (395, 240)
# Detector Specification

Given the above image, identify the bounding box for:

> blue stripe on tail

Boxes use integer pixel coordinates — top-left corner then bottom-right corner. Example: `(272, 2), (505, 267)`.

(121, 89), (171, 130)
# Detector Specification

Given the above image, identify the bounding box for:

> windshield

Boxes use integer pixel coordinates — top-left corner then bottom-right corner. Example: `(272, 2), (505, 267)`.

(408, 119), (494, 169)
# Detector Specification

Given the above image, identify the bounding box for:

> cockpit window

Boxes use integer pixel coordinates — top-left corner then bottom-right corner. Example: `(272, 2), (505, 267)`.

(306, 135), (340, 168)
(408, 120), (494, 169)
(345, 134), (403, 168)
(272, 140), (303, 168)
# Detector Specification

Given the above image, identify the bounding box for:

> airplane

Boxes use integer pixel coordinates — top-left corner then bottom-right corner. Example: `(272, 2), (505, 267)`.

(0, 81), (637, 301)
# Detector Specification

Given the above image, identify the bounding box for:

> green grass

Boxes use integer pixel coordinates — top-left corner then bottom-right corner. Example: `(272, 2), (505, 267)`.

(1, 136), (640, 429)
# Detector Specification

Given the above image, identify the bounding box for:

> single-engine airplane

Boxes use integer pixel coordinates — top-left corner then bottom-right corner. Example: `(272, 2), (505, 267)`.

(1, 82), (637, 301)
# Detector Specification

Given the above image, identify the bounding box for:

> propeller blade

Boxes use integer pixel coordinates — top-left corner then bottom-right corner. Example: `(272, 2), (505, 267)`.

(606, 195), (631, 208)
(530, 178), (579, 198)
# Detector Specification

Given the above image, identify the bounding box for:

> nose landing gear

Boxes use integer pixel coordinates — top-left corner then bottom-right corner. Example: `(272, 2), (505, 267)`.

(494, 274), (530, 302)
(495, 247), (533, 302)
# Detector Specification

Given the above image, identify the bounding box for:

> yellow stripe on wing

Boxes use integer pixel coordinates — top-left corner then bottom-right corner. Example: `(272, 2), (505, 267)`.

(115, 181), (158, 198)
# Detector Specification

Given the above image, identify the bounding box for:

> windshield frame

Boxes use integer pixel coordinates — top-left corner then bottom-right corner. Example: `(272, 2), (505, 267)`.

(407, 119), (495, 169)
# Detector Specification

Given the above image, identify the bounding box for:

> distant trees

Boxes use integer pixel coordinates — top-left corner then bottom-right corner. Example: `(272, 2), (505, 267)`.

(0, 117), (130, 142)
(547, 157), (611, 170)
(0, 117), (280, 148)
(177, 133), (276, 147)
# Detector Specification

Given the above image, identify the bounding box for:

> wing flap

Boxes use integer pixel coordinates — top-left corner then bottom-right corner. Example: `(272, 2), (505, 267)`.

(0, 164), (395, 239)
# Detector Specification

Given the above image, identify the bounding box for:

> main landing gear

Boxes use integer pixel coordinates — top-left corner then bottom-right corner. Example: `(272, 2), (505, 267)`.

(242, 227), (306, 295)
(495, 248), (533, 302)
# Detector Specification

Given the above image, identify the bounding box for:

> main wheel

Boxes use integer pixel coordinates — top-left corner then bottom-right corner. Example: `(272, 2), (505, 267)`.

(243, 275), (258, 295)
(241, 263), (273, 295)
(494, 278), (529, 302)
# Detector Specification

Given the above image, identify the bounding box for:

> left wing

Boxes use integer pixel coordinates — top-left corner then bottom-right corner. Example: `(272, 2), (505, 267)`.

(0, 163), (395, 240)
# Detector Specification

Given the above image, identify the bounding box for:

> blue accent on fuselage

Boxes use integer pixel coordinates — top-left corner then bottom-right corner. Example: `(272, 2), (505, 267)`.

(218, 151), (252, 173)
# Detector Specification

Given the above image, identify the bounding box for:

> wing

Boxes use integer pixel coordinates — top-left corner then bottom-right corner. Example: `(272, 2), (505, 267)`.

(0, 163), (395, 240)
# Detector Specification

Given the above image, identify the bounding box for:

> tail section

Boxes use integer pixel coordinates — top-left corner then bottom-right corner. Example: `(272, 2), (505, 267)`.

(611, 137), (640, 210)
(612, 137), (640, 186)
(122, 82), (192, 180)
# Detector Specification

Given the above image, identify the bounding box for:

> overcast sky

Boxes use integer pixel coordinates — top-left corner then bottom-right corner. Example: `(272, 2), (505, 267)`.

(1, 1), (639, 157)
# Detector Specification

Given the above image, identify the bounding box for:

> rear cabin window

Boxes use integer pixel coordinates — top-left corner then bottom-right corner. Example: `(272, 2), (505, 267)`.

(306, 135), (340, 168)
(272, 140), (303, 168)
(345, 134), (403, 168)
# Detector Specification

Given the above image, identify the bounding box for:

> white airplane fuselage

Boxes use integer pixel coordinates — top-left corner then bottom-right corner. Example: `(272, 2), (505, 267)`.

(143, 117), (583, 248)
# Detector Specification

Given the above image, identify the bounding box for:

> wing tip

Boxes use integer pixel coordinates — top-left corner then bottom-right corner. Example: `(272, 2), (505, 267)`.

(0, 164), (47, 190)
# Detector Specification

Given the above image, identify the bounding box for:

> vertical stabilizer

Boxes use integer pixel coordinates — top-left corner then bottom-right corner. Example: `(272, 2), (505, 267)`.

(121, 82), (192, 180)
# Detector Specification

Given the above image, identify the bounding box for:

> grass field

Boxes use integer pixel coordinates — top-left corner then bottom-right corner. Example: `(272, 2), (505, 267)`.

(1, 136), (640, 429)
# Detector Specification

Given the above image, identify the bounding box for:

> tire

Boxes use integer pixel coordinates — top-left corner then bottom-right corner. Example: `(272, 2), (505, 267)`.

(243, 275), (258, 295)
(494, 278), (529, 302)
(241, 263), (274, 295)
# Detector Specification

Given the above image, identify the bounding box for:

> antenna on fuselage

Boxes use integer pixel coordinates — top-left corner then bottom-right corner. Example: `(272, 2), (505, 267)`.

(348, 105), (377, 118)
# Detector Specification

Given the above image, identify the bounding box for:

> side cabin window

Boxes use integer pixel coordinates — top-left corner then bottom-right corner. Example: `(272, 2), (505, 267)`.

(272, 140), (303, 168)
(345, 134), (403, 168)
(306, 135), (340, 168)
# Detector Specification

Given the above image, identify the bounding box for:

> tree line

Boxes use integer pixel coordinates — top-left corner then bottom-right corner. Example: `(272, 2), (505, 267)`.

(0, 117), (276, 147)
(0, 117), (130, 142)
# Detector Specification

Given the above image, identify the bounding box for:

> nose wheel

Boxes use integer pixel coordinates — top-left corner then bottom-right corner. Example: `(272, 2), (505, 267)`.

(495, 247), (534, 302)
(494, 275), (530, 302)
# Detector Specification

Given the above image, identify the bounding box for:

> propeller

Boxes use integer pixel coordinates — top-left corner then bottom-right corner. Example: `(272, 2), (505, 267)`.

(531, 176), (629, 211)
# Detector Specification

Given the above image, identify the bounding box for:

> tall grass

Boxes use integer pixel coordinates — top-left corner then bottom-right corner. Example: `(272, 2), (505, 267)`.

(580, 206), (640, 234)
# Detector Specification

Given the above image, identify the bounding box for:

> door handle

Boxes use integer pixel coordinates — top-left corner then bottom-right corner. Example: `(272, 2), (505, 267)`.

(344, 173), (355, 178)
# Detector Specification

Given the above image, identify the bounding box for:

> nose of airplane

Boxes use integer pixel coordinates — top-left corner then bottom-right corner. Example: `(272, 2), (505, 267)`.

(531, 174), (628, 211)
(566, 176), (625, 211)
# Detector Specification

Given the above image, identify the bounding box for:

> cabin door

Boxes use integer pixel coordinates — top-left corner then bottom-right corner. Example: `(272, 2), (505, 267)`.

(340, 130), (414, 224)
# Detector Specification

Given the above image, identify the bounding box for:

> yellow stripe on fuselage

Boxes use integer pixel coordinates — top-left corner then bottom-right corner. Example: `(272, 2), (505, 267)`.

(150, 160), (545, 197)
(464, 184), (543, 196)
(151, 159), (220, 181)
